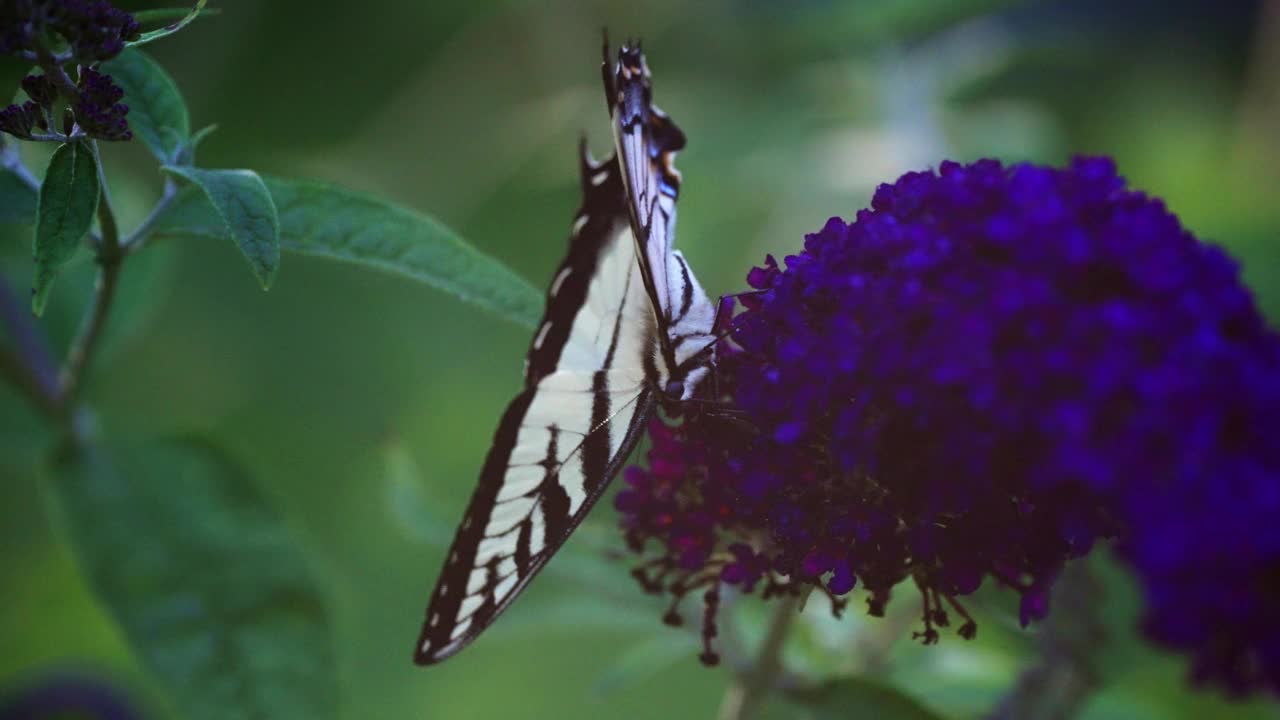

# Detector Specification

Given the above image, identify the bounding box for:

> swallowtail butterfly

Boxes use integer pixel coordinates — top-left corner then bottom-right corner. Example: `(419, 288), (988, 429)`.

(413, 41), (719, 664)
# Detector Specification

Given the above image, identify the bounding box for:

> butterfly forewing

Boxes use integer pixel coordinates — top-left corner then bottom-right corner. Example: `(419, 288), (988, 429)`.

(415, 41), (716, 666)
(414, 147), (659, 664)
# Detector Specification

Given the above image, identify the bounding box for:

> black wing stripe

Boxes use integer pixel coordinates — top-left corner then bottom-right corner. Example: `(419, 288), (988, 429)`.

(524, 144), (626, 386)
(536, 424), (573, 548)
(674, 252), (693, 321)
(583, 253), (640, 492)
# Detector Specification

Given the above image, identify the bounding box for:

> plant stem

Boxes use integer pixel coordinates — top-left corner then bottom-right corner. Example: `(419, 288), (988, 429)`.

(1, 139), (41, 192)
(124, 177), (177, 252)
(0, 275), (61, 419)
(718, 595), (800, 720)
(58, 145), (124, 404)
(34, 47), (81, 103)
(1234, 0), (1280, 173)
(986, 562), (1106, 720)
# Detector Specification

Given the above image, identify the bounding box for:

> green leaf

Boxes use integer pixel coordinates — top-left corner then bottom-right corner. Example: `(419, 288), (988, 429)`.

(786, 678), (946, 720)
(0, 165), (37, 225)
(592, 634), (699, 696)
(100, 49), (189, 163)
(127, 0), (209, 47)
(152, 176), (543, 328)
(133, 5), (222, 24)
(180, 123), (219, 164)
(44, 437), (336, 720)
(33, 141), (99, 316)
(161, 166), (280, 289)
(382, 437), (452, 548)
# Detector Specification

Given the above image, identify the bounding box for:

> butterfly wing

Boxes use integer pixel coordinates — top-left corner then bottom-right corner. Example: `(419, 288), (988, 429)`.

(414, 145), (659, 665)
(605, 44), (690, 329)
(605, 42), (717, 377)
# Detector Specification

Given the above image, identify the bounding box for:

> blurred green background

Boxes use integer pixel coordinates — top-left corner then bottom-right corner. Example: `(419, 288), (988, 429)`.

(2, 0), (1278, 718)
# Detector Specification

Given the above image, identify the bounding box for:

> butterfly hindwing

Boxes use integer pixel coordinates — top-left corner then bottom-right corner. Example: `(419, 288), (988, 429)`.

(605, 44), (692, 334)
(414, 146), (658, 664)
(606, 43), (718, 384)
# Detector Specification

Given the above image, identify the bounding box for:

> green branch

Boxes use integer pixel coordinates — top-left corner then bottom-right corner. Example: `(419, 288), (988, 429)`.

(0, 275), (61, 419)
(718, 594), (800, 720)
(59, 144), (125, 405)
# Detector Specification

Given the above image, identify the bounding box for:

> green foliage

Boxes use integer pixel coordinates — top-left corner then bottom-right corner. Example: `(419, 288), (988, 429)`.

(152, 176), (544, 328)
(785, 678), (948, 720)
(101, 49), (190, 163)
(44, 436), (336, 720)
(593, 634), (700, 696)
(133, 6), (223, 25)
(33, 141), (99, 316)
(161, 166), (281, 289)
(184, 123), (219, 164)
(381, 437), (453, 547)
(128, 0), (211, 48)
(0, 164), (36, 225)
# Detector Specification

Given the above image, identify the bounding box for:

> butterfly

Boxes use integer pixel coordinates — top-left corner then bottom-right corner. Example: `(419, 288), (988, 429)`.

(413, 40), (720, 665)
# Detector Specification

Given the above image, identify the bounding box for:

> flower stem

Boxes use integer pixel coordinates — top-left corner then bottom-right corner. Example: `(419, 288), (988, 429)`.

(34, 46), (81, 104)
(58, 146), (124, 404)
(986, 562), (1106, 720)
(123, 177), (176, 252)
(1, 138), (41, 192)
(717, 594), (799, 720)
(0, 275), (61, 419)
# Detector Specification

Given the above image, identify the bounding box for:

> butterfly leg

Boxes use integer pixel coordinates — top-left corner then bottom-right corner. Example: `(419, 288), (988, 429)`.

(710, 289), (765, 335)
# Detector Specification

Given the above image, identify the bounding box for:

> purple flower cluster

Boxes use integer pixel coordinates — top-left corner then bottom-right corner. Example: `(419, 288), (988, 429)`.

(75, 67), (131, 141)
(617, 157), (1280, 695)
(2, 69), (131, 143)
(0, 1), (137, 142)
(1118, 342), (1280, 694)
(0, 0), (139, 62)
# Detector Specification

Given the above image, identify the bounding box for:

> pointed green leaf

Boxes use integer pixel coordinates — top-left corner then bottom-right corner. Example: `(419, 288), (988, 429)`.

(100, 49), (189, 163)
(127, 0), (209, 47)
(44, 437), (336, 720)
(786, 678), (945, 720)
(0, 165), (37, 225)
(33, 141), (99, 315)
(179, 123), (219, 165)
(152, 176), (543, 328)
(161, 166), (280, 288)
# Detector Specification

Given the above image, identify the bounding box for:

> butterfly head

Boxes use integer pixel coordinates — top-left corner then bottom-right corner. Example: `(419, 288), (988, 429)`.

(667, 364), (711, 402)
(603, 39), (652, 125)
(659, 326), (717, 402)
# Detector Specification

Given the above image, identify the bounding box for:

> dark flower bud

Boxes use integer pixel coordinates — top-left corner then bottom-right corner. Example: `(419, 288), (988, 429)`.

(0, 101), (43, 139)
(74, 67), (131, 141)
(20, 73), (57, 111)
(0, 0), (38, 57)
